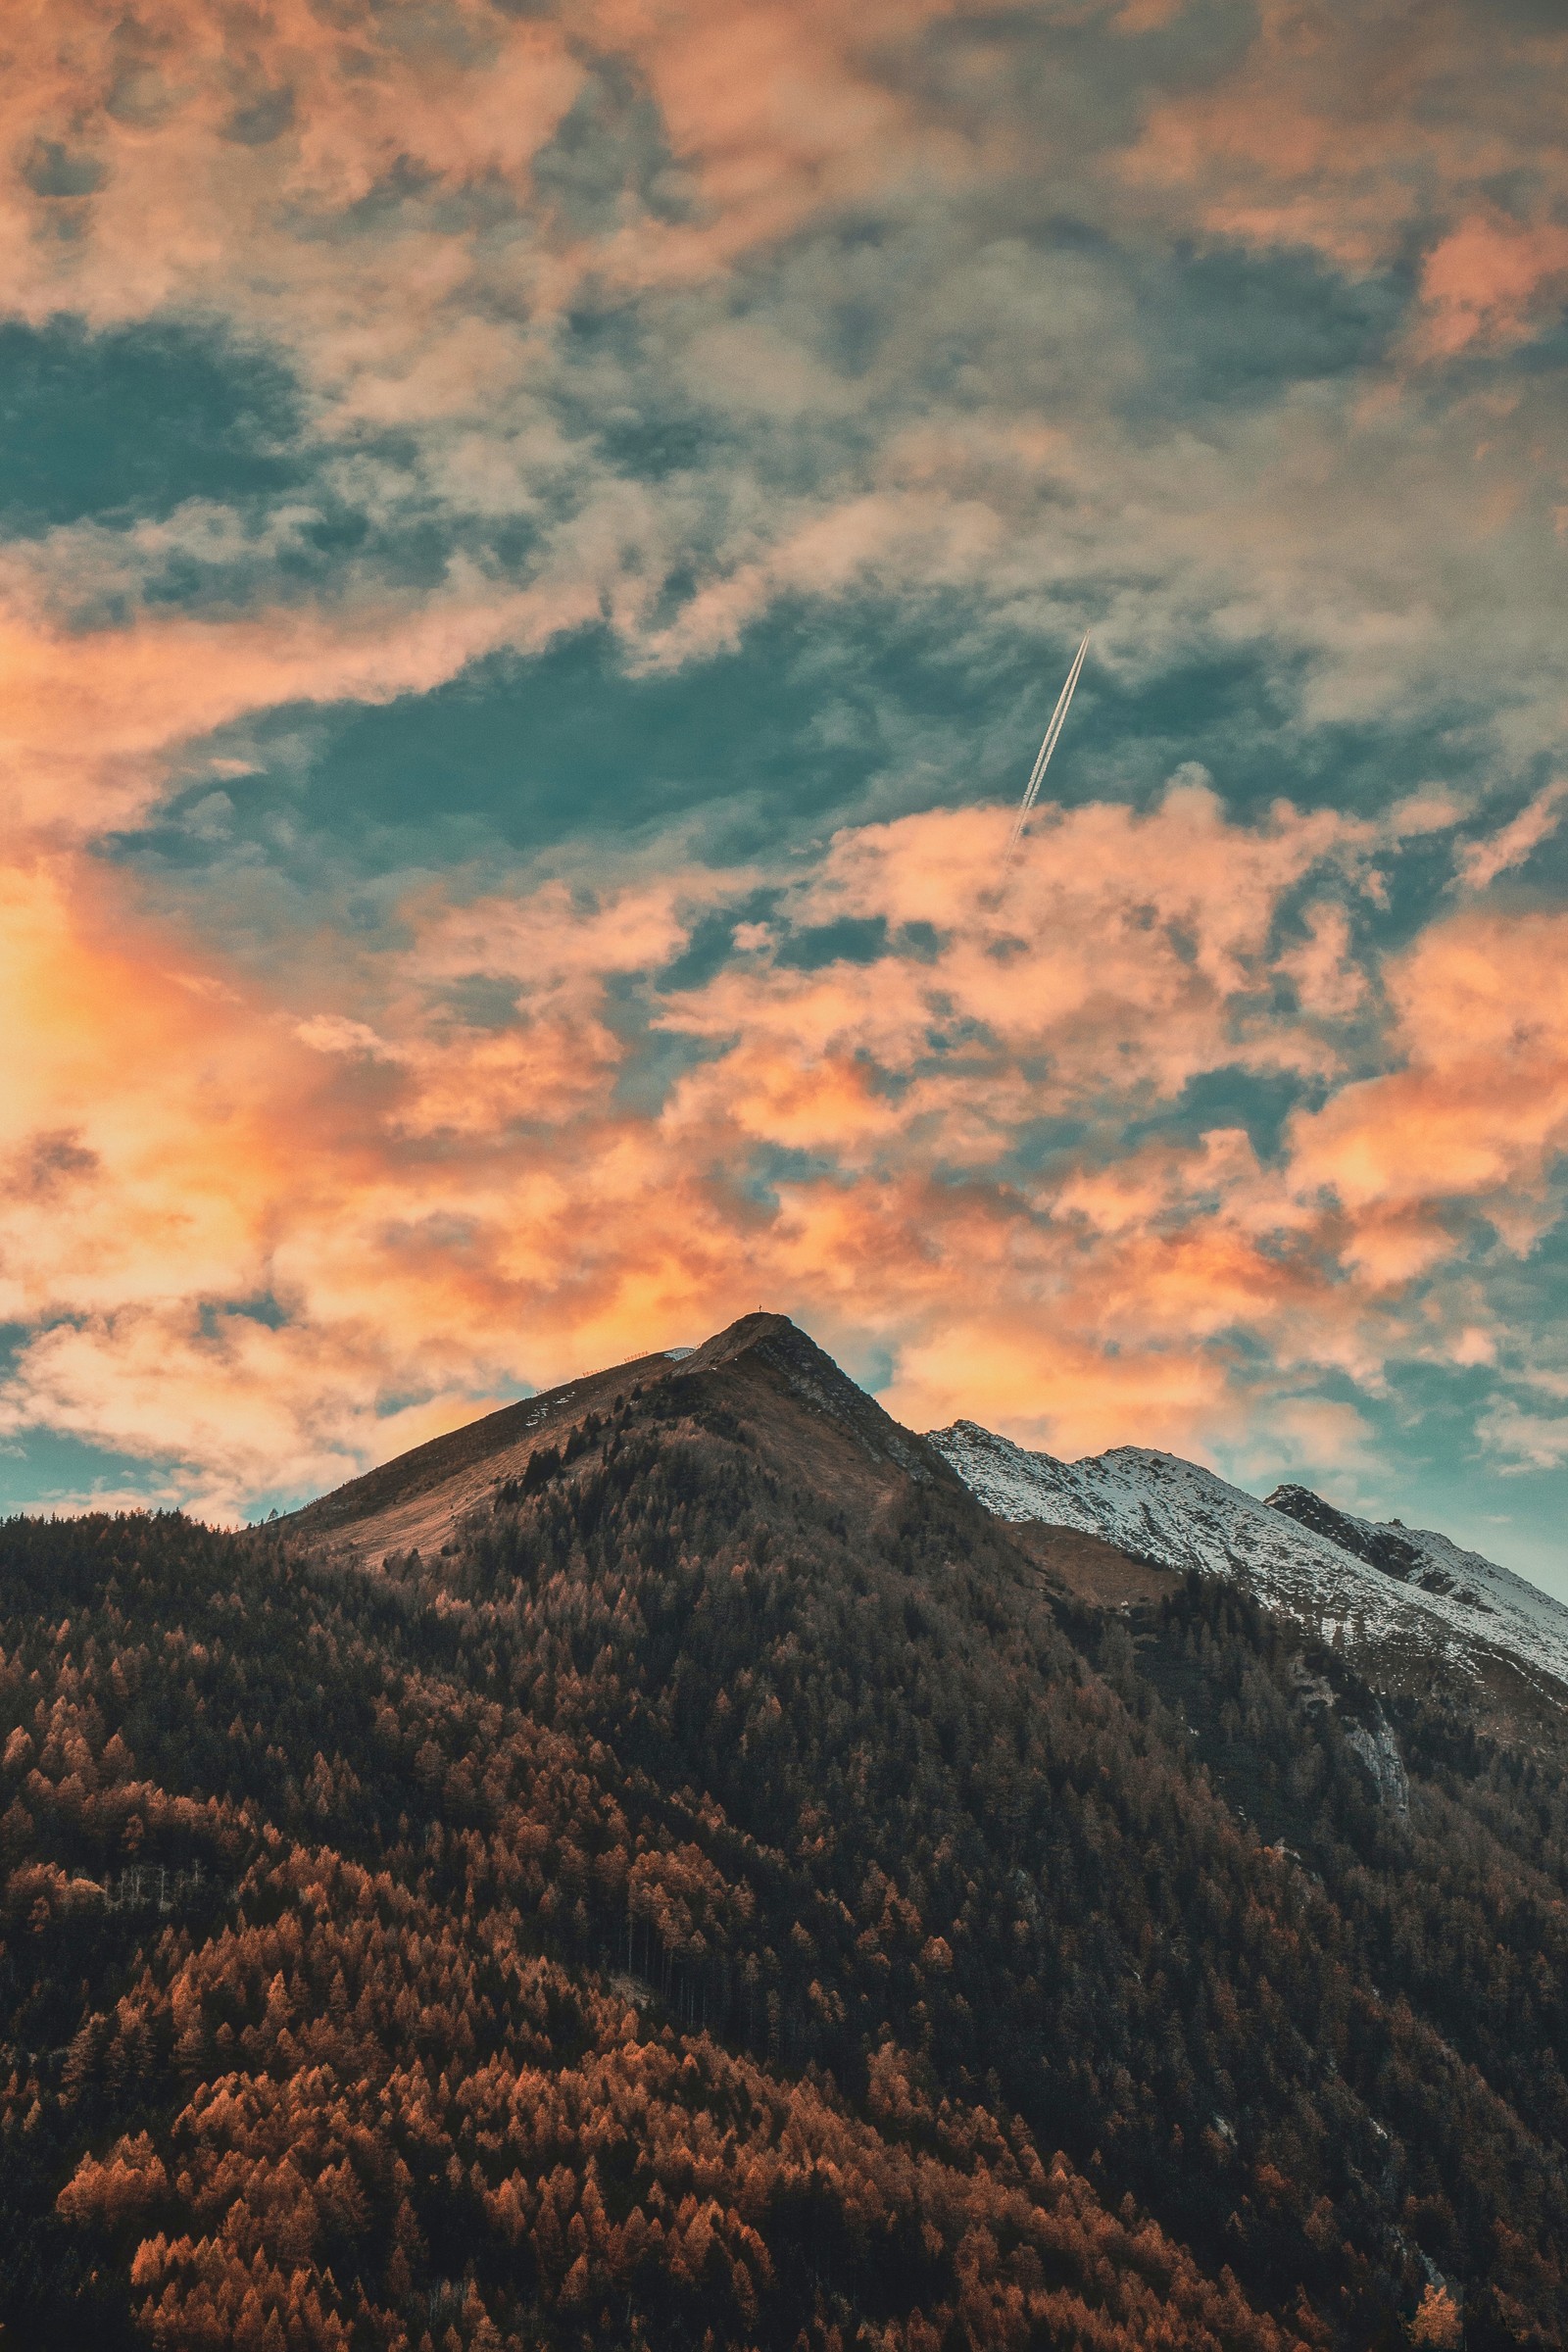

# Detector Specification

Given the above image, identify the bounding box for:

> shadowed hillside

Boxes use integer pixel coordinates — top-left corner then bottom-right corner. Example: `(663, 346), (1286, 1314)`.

(2, 1315), (1562, 2350)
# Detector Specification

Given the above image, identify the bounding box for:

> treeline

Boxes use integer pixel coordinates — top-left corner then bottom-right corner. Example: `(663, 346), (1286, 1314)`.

(0, 1366), (1562, 2349)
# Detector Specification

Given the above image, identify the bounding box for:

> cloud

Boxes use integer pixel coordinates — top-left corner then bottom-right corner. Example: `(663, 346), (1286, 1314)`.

(655, 794), (1353, 1174)
(0, 0), (1559, 903)
(1119, 0), (1568, 313)
(0, 0), (972, 353)
(1227, 1396), (1377, 1483)
(1477, 1400), (1568, 1474)
(1276, 901), (1368, 1019)
(8, 777), (1559, 1511)
(0, 570), (603, 838)
(1287, 906), (1568, 1219)
(0, 844), (739, 1506)
(1414, 213), (1568, 361)
(1454, 780), (1568, 893)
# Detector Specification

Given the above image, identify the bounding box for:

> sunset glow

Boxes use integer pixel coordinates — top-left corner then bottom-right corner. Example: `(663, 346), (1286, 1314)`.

(2, 0), (1564, 1579)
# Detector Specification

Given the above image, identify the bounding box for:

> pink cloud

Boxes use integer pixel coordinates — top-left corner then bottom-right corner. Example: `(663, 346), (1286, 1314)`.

(0, 0), (974, 360)
(1415, 213), (1568, 361)
(1118, 0), (1568, 367)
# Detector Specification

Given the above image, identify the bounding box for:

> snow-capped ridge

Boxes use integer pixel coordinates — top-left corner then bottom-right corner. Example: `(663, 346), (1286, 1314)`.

(927, 1419), (1568, 1702)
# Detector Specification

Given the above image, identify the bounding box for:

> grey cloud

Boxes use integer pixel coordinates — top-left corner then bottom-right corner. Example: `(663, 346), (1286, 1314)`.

(531, 57), (696, 235)
(184, 790), (236, 840)
(221, 84), (296, 147)
(21, 139), (107, 197)
(7, 1133), (101, 1202)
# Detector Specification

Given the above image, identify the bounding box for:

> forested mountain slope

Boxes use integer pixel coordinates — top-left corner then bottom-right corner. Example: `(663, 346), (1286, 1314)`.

(2, 1315), (1565, 2350)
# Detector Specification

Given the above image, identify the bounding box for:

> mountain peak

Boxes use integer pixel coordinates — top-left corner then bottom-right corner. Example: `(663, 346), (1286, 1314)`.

(653, 1310), (946, 1492)
(676, 1308), (799, 1372)
(1264, 1482), (1429, 1585)
(285, 1310), (944, 1565)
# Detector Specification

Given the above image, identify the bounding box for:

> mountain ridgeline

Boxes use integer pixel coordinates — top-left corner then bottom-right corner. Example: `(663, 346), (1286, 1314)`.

(2, 1313), (1566, 2351)
(931, 1419), (1568, 1717)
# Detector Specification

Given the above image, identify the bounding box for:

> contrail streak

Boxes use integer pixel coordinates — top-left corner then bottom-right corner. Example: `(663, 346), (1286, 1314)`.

(1004, 632), (1090, 865)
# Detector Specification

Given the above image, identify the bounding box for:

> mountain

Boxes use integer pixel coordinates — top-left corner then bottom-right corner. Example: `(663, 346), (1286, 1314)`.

(928, 1420), (1568, 1712)
(282, 1312), (954, 1566)
(4, 1312), (1568, 2352)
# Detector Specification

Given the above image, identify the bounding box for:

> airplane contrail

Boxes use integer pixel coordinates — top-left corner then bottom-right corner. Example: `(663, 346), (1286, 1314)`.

(1004, 632), (1090, 865)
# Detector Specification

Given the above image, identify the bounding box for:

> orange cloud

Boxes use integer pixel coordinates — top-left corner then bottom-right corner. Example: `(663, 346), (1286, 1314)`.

(0, 2), (585, 328)
(0, 762), (1561, 1512)
(0, 843), (763, 1509)
(0, 771), (1504, 1505)
(1287, 907), (1568, 1237)
(0, 576), (601, 838)
(0, 0), (1556, 883)
(1276, 901), (1367, 1019)
(661, 785), (1372, 1174)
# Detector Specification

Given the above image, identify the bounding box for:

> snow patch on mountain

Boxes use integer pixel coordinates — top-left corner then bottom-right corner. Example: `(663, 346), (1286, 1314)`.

(927, 1421), (1568, 1701)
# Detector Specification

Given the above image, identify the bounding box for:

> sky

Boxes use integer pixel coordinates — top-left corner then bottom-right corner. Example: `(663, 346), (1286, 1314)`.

(1, 0), (1566, 1589)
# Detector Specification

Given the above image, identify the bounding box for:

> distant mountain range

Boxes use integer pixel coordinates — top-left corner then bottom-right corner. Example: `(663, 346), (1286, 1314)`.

(928, 1420), (1568, 1710)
